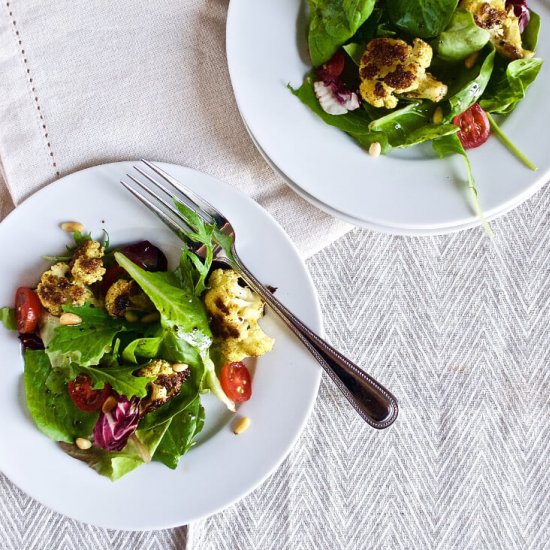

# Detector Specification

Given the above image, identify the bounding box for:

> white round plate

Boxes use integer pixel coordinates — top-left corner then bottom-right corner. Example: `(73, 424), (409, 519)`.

(227, 0), (550, 233)
(0, 161), (322, 530)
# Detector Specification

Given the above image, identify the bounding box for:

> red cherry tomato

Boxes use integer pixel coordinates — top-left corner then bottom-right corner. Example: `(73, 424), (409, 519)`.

(452, 103), (490, 149)
(15, 287), (43, 334)
(68, 375), (111, 412)
(220, 362), (252, 402)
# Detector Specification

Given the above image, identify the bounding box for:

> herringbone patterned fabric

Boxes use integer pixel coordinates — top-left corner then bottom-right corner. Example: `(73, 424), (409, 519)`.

(1, 186), (549, 549)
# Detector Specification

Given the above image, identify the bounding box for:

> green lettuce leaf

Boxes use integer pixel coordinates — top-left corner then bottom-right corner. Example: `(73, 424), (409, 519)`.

(154, 398), (205, 469)
(434, 9), (490, 62)
(59, 422), (171, 480)
(386, 0), (458, 38)
(46, 305), (128, 368)
(71, 364), (154, 398)
(307, 0), (376, 66)
(1, 307), (16, 330)
(522, 10), (540, 51)
(24, 350), (98, 443)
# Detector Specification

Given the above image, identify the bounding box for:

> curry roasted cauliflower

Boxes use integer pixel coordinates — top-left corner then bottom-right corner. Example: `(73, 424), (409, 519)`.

(70, 240), (106, 285)
(359, 38), (448, 109)
(204, 269), (274, 364)
(104, 279), (154, 317)
(461, 0), (533, 60)
(36, 262), (93, 316)
(137, 359), (190, 414)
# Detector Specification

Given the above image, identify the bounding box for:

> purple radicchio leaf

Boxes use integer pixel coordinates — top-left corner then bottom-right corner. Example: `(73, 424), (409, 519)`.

(93, 395), (141, 452)
(506, 0), (530, 33)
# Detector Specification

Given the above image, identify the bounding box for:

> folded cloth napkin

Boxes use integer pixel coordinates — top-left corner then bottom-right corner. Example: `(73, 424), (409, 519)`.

(0, 0), (351, 256)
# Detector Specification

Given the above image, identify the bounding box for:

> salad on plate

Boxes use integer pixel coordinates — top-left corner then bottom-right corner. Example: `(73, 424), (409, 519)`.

(0, 213), (274, 481)
(291, 0), (543, 228)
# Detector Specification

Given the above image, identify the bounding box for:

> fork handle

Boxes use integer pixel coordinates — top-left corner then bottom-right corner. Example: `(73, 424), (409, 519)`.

(231, 256), (398, 429)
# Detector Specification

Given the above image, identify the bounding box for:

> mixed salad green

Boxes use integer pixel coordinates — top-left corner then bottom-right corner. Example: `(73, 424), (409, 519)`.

(291, 0), (543, 230)
(1, 214), (274, 480)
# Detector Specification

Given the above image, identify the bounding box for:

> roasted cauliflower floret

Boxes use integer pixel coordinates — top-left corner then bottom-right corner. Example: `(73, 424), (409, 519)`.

(137, 359), (190, 414)
(104, 279), (154, 317)
(359, 38), (447, 109)
(36, 262), (92, 315)
(461, 0), (533, 59)
(204, 269), (274, 363)
(70, 240), (106, 285)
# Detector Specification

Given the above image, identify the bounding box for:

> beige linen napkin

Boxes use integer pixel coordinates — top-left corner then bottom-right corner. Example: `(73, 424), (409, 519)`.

(0, 0), (351, 257)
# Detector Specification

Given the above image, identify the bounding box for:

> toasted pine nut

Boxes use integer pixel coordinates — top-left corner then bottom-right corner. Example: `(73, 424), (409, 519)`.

(369, 142), (381, 158)
(464, 52), (479, 70)
(141, 311), (160, 324)
(172, 363), (189, 373)
(102, 396), (117, 414)
(59, 312), (82, 326)
(75, 437), (92, 450)
(60, 221), (85, 233)
(124, 311), (139, 323)
(432, 107), (443, 125)
(233, 416), (251, 435)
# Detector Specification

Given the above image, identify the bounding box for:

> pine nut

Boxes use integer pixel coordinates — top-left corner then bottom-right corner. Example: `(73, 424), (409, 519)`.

(75, 437), (92, 450)
(124, 310), (139, 323)
(141, 311), (160, 324)
(60, 221), (85, 233)
(464, 52), (479, 70)
(172, 363), (189, 373)
(59, 312), (82, 326)
(102, 396), (117, 414)
(432, 107), (443, 125)
(369, 142), (381, 158)
(233, 416), (251, 435)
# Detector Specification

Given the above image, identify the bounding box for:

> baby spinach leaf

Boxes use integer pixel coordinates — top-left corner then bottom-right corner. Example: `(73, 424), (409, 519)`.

(342, 42), (365, 65)
(307, 0), (376, 66)
(434, 9), (490, 62)
(288, 75), (387, 150)
(432, 134), (492, 235)
(289, 75), (374, 134)
(447, 46), (495, 118)
(398, 124), (459, 148)
(0, 307), (16, 330)
(24, 350), (98, 443)
(46, 305), (128, 369)
(522, 10), (540, 51)
(479, 57), (543, 114)
(386, 0), (458, 39)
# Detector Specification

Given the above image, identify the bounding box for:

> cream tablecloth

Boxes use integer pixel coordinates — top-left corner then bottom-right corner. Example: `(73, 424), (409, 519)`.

(1, 1), (548, 548)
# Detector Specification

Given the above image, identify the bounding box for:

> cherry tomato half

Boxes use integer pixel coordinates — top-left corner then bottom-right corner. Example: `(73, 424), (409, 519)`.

(15, 287), (43, 334)
(220, 362), (252, 402)
(68, 375), (111, 412)
(452, 103), (490, 149)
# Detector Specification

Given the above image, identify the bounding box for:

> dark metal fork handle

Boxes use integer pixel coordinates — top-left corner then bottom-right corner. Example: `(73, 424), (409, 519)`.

(231, 255), (398, 429)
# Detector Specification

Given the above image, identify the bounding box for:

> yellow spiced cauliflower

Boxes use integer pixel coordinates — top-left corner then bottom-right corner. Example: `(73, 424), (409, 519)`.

(36, 262), (93, 315)
(70, 240), (106, 285)
(461, 0), (533, 59)
(359, 37), (447, 109)
(204, 269), (274, 363)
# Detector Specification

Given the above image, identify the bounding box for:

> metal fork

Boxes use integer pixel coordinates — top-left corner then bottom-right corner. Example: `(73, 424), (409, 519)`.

(121, 160), (398, 429)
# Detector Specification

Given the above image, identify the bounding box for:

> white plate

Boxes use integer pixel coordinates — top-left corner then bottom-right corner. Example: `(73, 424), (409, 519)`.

(0, 161), (322, 530)
(227, 0), (550, 233)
